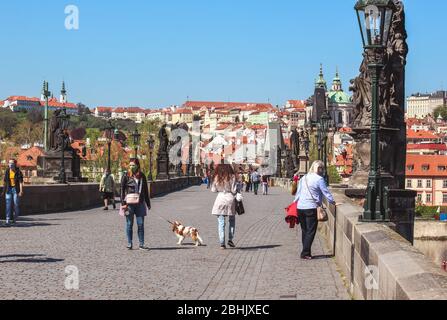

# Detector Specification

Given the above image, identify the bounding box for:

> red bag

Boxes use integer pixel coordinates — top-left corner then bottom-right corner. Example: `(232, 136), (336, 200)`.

(285, 202), (299, 228)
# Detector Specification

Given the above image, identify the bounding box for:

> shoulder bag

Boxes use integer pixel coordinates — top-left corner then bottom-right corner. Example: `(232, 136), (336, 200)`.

(304, 176), (328, 222)
(125, 178), (143, 205)
(235, 193), (245, 215)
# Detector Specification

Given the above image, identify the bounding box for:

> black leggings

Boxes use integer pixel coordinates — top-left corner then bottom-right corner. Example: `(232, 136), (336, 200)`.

(299, 209), (318, 257)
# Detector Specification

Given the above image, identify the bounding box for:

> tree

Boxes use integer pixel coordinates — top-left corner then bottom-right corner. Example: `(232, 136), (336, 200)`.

(27, 108), (44, 124)
(77, 102), (91, 116)
(10, 120), (43, 146)
(0, 109), (19, 138)
(434, 105), (447, 120)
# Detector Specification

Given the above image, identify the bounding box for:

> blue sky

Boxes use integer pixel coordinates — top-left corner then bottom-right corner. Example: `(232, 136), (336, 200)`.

(0, 0), (445, 108)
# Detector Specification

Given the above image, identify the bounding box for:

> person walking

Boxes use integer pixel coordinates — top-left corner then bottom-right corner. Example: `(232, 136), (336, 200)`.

(100, 168), (116, 210)
(251, 169), (261, 195)
(243, 171), (251, 193)
(294, 161), (336, 260)
(2, 160), (24, 226)
(120, 159), (151, 251)
(206, 170), (212, 189)
(211, 164), (238, 249)
(261, 174), (270, 195)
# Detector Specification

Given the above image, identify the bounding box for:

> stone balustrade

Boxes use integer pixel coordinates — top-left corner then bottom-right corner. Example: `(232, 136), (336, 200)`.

(271, 177), (447, 300)
(0, 177), (202, 219)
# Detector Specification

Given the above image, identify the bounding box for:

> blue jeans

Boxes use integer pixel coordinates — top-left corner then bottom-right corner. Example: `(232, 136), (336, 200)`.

(5, 187), (20, 223)
(218, 215), (235, 245)
(126, 204), (146, 246)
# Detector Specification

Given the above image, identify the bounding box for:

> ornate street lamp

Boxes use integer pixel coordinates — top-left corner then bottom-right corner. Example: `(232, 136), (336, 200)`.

(131, 128), (141, 159)
(320, 111), (332, 184)
(316, 123), (323, 161)
(57, 108), (70, 184)
(303, 132), (310, 173)
(42, 81), (51, 152)
(355, 0), (396, 221)
(147, 135), (155, 181)
(104, 120), (115, 173)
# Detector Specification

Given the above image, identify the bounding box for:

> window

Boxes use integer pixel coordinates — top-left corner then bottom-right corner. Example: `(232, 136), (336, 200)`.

(443, 194), (447, 204)
(426, 194), (432, 203)
(407, 165), (414, 172)
(417, 194), (423, 203)
(426, 180), (432, 188)
(438, 166), (446, 172)
(406, 180), (412, 188)
(443, 180), (447, 189)
(417, 180), (423, 188)
(422, 165), (430, 171)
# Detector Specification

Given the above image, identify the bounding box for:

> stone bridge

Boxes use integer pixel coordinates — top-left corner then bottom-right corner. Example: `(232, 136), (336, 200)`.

(0, 179), (446, 300)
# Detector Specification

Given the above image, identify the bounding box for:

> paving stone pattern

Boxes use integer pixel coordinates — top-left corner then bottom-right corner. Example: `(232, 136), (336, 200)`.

(0, 185), (349, 300)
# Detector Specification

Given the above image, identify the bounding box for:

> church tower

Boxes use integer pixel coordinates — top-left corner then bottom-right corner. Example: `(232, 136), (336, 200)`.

(331, 67), (343, 92)
(60, 81), (67, 103)
(315, 64), (327, 90)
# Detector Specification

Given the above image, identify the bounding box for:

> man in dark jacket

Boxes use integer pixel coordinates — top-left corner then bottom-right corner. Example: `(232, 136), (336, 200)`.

(2, 159), (24, 226)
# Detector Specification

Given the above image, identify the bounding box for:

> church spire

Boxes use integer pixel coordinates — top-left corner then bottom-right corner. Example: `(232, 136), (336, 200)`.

(60, 81), (67, 103)
(315, 64), (327, 90)
(332, 67), (342, 92)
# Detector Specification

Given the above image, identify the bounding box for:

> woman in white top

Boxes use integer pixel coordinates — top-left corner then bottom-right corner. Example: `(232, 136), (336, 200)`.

(211, 164), (238, 249)
(294, 160), (336, 260)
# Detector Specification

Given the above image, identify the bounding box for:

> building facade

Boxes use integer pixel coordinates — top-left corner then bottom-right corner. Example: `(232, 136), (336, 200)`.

(407, 91), (447, 119)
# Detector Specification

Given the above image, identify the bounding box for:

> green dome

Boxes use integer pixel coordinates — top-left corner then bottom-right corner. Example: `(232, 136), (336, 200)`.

(328, 90), (351, 104)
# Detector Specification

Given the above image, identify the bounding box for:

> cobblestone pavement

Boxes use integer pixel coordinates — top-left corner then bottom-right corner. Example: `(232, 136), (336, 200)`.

(0, 185), (349, 300)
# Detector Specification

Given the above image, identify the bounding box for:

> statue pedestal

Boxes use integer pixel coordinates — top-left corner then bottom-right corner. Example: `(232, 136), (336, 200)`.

(37, 152), (74, 180)
(298, 153), (308, 176)
(345, 187), (416, 244)
(156, 152), (170, 180)
(349, 127), (403, 189)
(36, 151), (85, 183)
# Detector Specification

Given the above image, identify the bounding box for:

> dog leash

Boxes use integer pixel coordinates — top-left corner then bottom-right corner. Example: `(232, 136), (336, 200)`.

(152, 214), (174, 226)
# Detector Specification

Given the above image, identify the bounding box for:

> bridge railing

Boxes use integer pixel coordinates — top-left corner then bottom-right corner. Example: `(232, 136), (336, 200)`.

(0, 177), (202, 219)
(271, 177), (447, 300)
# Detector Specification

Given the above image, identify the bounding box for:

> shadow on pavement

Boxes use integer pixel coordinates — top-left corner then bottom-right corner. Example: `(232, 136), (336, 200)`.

(237, 245), (281, 251)
(312, 255), (334, 260)
(0, 254), (64, 264)
(4, 222), (60, 228)
(149, 247), (197, 251)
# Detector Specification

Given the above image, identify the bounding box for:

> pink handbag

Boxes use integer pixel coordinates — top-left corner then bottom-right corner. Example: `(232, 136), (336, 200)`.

(124, 179), (143, 205)
(119, 205), (129, 217)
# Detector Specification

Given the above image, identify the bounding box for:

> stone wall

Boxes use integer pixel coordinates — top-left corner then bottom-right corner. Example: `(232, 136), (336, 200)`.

(0, 177), (202, 219)
(271, 178), (447, 300)
(414, 221), (447, 267)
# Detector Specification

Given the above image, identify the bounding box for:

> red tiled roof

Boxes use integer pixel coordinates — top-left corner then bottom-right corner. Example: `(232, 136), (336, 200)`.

(287, 100), (306, 109)
(407, 129), (439, 140)
(4, 96), (77, 109)
(407, 144), (447, 151)
(183, 101), (274, 112)
(216, 124), (231, 131)
(17, 146), (44, 168)
(95, 107), (113, 113)
(45, 98), (77, 109)
(5, 96), (41, 102)
(173, 108), (193, 115)
(112, 107), (145, 114)
(406, 154), (447, 177)
(250, 125), (267, 130)
(339, 127), (353, 133)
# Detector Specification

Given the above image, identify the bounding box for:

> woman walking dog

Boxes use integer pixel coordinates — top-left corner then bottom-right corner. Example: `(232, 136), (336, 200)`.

(294, 161), (336, 260)
(211, 164), (238, 250)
